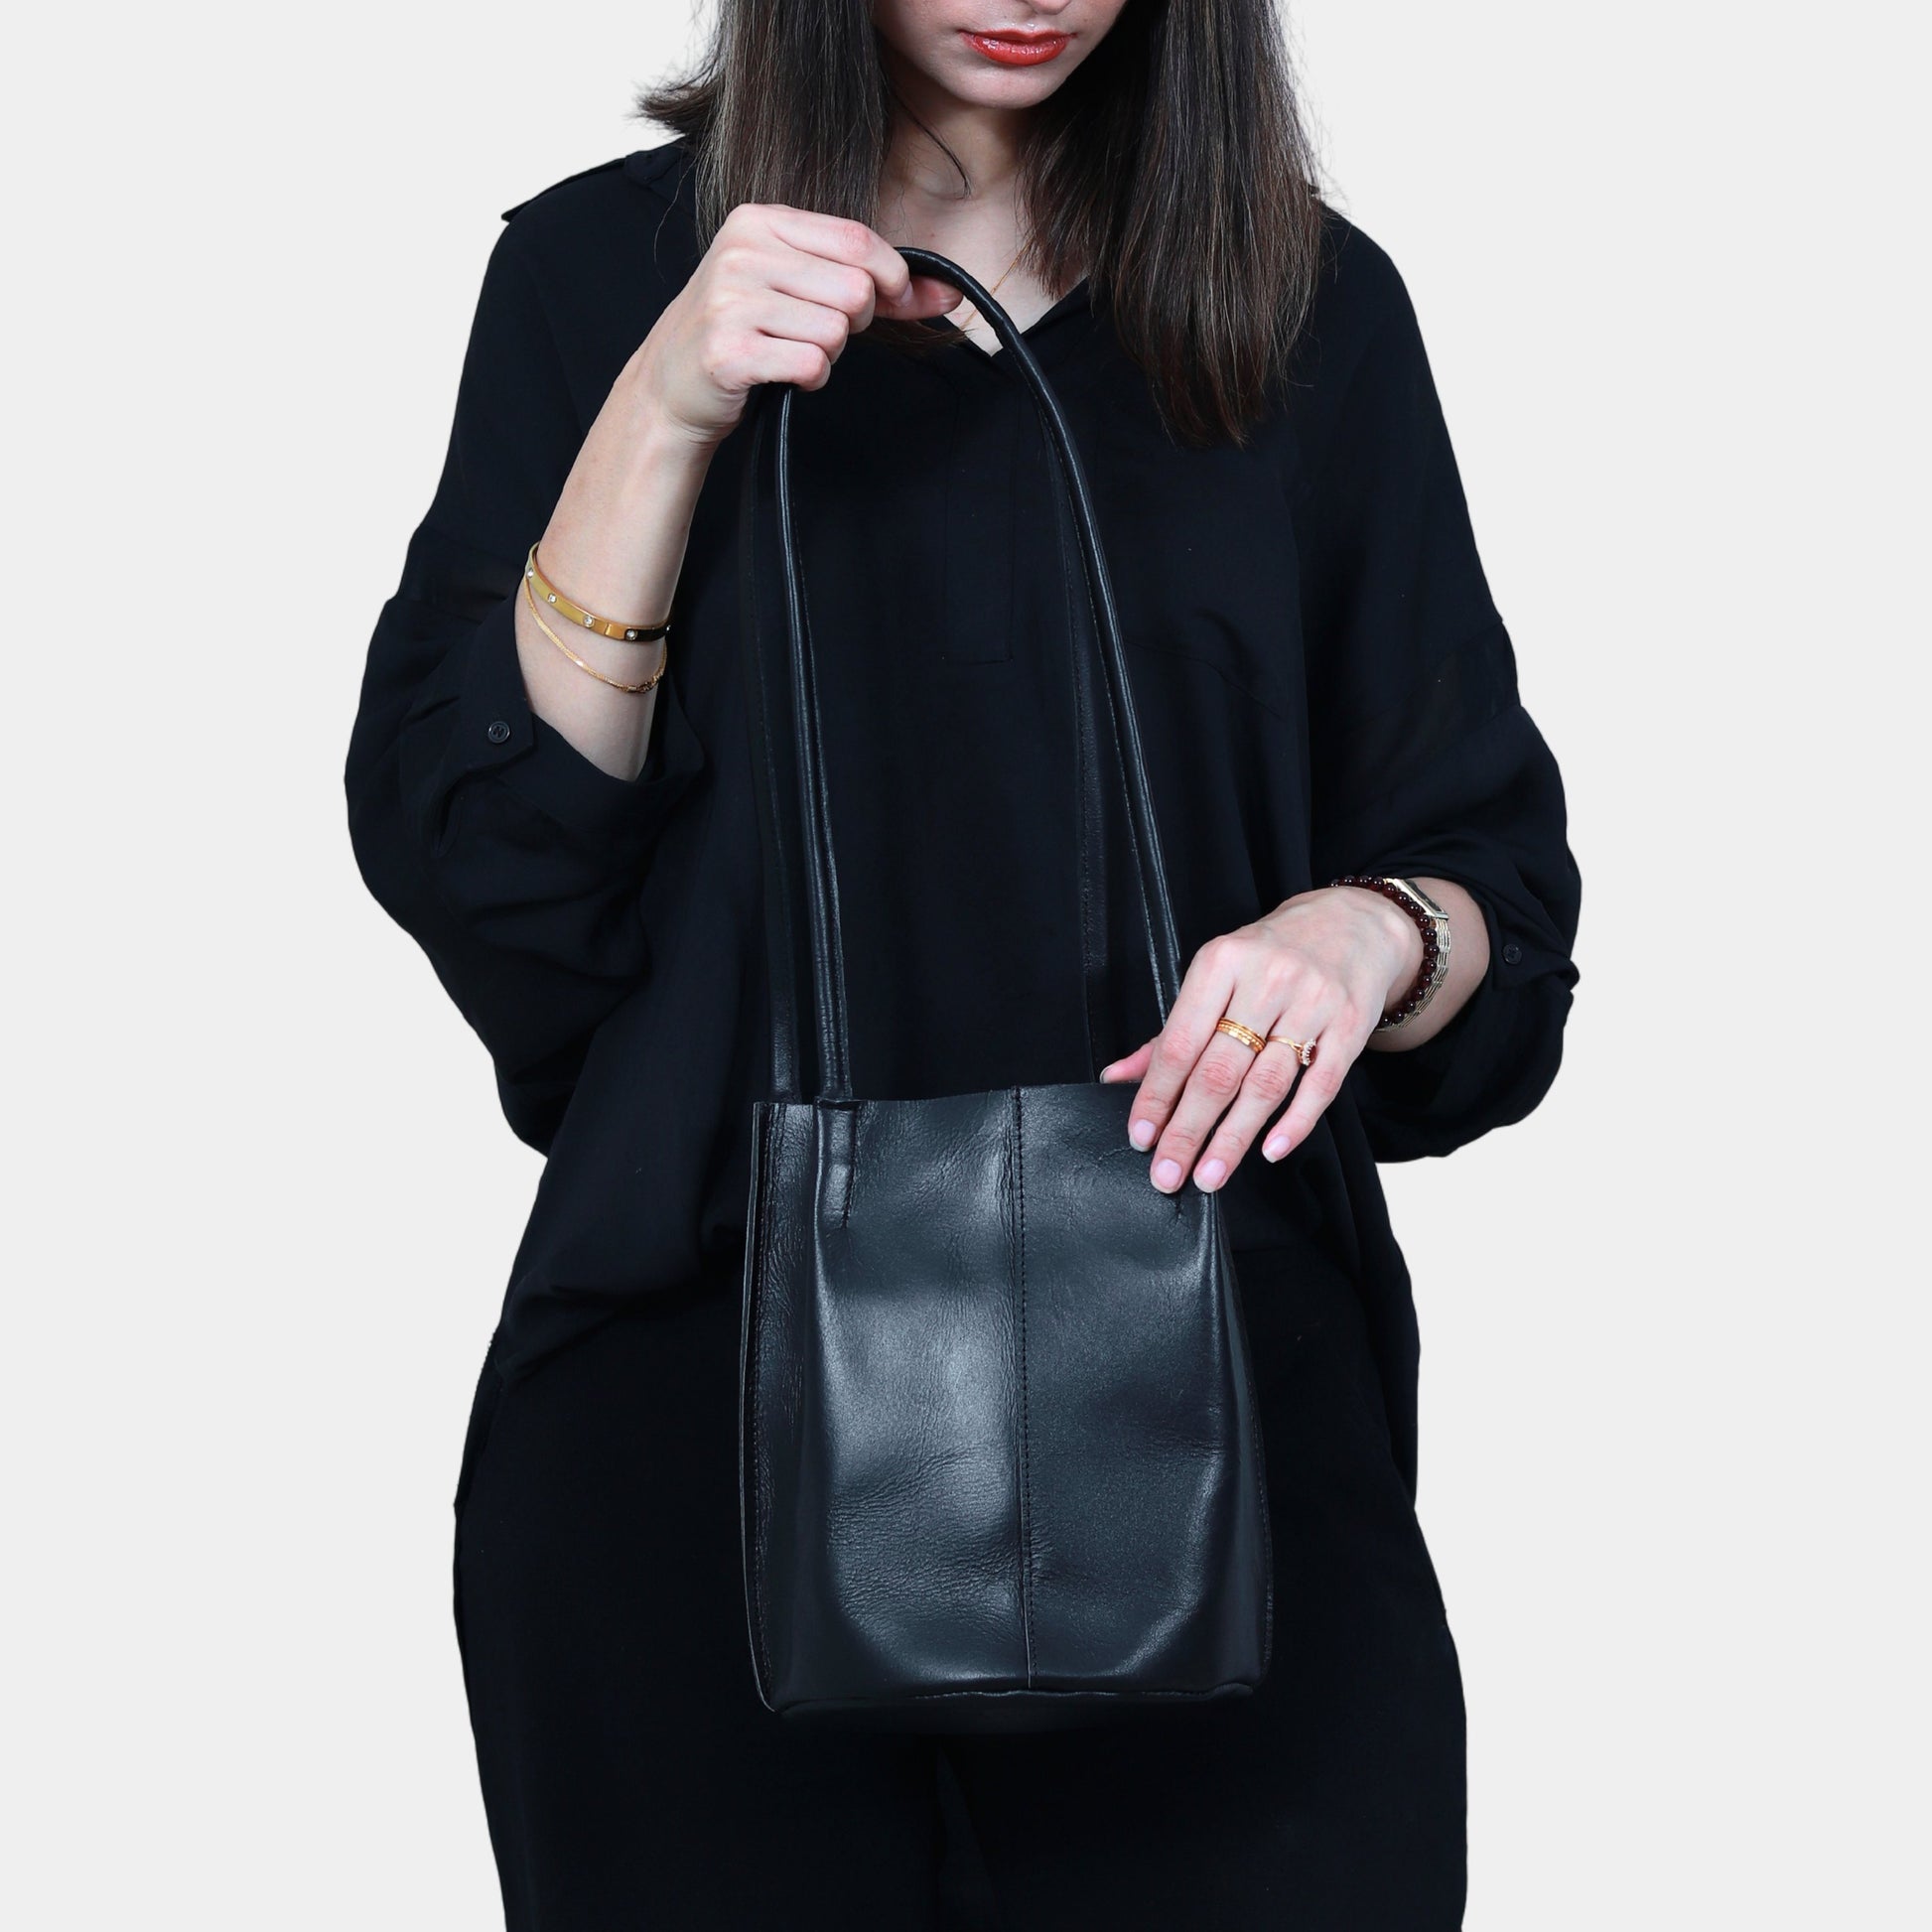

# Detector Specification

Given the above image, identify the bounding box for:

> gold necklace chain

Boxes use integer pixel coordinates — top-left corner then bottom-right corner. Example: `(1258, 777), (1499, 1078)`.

(951, 231), (1035, 339)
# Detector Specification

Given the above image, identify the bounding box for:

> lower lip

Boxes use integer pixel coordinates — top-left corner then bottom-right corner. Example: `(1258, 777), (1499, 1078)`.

(962, 31), (1069, 67)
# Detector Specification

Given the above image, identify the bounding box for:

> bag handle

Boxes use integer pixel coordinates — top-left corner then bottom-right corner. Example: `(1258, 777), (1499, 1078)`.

(736, 246), (1183, 1104)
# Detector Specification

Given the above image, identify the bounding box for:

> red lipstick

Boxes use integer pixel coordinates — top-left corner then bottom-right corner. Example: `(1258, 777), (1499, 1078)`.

(961, 28), (1071, 67)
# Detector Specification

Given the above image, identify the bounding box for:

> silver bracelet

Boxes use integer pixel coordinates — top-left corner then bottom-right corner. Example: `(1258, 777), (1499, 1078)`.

(1329, 876), (1452, 1030)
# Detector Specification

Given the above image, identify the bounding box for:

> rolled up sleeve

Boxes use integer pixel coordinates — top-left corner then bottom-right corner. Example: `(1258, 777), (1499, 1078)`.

(1312, 675), (1580, 1159)
(345, 217), (703, 1151)
(1295, 217), (1582, 1160)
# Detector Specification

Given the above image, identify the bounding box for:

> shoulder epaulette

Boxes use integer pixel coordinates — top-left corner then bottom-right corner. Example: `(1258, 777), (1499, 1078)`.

(499, 155), (626, 224)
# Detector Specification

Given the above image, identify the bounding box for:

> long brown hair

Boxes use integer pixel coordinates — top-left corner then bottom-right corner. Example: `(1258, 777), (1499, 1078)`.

(634, 2), (1324, 449)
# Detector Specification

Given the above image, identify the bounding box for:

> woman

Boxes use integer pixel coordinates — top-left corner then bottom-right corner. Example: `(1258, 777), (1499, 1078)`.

(345, 0), (1581, 1924)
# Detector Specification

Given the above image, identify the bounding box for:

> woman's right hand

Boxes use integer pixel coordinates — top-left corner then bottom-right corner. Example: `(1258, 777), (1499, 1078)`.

(520, 205), (957, 784)
(631, 204), (965, 452)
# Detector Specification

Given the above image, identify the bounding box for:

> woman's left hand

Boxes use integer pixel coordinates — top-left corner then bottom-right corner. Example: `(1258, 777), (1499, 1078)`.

(1100, 886), (1423, 1193)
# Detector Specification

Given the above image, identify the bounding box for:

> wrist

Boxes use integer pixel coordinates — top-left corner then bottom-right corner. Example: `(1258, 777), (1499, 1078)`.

(1330, 883), (1424, 1009)
(621, 393), (724, 485)
(1329, 876), (1454, 1031)
(617, 346), (732, 467)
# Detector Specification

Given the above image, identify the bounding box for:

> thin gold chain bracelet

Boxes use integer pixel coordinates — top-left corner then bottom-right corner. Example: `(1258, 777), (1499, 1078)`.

(524, 570), (667, 695)
(526, 541), (672, 642)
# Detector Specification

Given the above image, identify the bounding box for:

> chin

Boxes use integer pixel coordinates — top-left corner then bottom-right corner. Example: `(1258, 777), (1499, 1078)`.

(933, 60), (1072, 105)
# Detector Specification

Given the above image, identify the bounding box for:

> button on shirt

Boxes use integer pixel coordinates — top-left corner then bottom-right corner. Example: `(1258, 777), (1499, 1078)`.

(344, 137), (1582, 1492)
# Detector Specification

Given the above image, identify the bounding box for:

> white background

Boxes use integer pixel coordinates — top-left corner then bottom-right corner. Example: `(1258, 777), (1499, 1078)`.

(7, 2), (1924, 1925)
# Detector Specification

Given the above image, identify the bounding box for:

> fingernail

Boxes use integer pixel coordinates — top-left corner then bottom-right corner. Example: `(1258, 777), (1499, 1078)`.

(1153, 1158), (1181, 1190)
(1195, 1158), (1226, 1189)
(1263, 1135), (1289, 1163)
(1130, 1118), (1156, 1150)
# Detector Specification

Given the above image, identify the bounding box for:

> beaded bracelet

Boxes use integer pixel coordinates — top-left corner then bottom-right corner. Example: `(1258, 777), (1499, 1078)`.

(1329, 876), (1452, 1031)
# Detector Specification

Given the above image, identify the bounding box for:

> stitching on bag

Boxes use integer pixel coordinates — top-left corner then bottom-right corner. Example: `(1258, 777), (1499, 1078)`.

(745, 1107), (768, 1695)
(1219, 1205), (1276, 1673)
(1014, 1084), (1036, 1686)
(747, 1104), (780, 1699)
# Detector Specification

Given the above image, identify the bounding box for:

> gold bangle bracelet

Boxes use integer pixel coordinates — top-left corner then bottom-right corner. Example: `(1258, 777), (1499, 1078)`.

(526, 541), (671, 642)
(524, 571), (667, 694)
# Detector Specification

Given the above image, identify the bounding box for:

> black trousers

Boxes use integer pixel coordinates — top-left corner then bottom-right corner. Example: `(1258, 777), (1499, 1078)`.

(453, 1238), (1466, 1929)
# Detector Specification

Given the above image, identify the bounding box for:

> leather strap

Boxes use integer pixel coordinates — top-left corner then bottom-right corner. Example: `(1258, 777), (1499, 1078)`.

(737, 246), (1184, 1104)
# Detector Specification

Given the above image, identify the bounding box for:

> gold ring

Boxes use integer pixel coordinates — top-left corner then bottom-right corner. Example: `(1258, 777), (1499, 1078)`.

(1267, 1034), (1316, 1068)
(1213, 1017), (1267, 1054)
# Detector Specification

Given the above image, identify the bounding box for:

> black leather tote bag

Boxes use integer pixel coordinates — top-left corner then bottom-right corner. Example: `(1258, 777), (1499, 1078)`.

(733, 248), (1272, 1731)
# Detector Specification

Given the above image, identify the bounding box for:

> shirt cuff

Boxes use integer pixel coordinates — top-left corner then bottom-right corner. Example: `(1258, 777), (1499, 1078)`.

(434, 589), (705, 848)
(1348, 878), (1576, 1159)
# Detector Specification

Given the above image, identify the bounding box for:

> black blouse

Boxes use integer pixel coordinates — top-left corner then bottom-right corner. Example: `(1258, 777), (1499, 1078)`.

(345, 135), (1581, 1494)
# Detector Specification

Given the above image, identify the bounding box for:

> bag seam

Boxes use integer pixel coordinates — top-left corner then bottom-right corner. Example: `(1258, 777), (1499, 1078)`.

(1226, 1218), (1278, 1674)
(745, 1103), (780, 1702)
(1014, 1083), (1036, 1687)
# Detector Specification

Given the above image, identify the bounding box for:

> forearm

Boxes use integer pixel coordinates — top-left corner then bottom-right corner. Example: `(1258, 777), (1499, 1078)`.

(514, 353), (719, 784)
